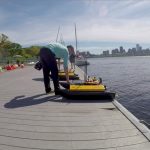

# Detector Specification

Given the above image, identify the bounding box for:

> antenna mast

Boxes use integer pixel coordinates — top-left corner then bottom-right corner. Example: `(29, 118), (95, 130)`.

(74, 23), (78, 51)
(74, 23), (87, 81)
(56, 26), (60, 42)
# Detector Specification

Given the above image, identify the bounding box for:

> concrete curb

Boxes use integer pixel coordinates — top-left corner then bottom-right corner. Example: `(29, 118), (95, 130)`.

(113, 100), (150, 141)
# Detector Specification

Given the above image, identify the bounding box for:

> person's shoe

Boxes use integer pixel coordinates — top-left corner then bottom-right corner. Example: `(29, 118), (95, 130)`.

(45, 87), (52, 94)
(55, 89), (61, 95)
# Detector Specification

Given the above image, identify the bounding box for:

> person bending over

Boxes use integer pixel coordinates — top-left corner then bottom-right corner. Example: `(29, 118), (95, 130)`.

(40, 43), (70, 94)
(40, 47), (60, 95)
(46, 42), (70, 83)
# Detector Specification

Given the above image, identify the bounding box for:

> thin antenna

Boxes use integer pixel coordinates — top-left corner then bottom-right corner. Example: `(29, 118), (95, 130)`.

(74, 23), (78, 51)
(60, 34), (65, 46)
(74, 23), (87, 81)
(84, 58), (88, 81)
(56, 26), (60, 42)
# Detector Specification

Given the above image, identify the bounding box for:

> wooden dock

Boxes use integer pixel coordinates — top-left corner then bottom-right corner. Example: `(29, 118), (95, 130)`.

(0, 66), (150, 150)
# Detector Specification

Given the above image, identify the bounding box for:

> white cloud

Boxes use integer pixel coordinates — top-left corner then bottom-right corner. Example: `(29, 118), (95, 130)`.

(1, 0), (150, 48)
(76, 20), (150, 43)
(98, 5), (109, 17)
(5, 17), (150, 46)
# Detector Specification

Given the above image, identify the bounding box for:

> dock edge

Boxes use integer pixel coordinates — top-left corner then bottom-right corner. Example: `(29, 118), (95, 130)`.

(113, 99), (150, 141)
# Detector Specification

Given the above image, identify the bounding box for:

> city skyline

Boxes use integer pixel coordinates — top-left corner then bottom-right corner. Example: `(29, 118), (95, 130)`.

(77, 42), (150, 54)
(77, 43), (150, 57)
(77, 43), (150, 55)
(1, 0), (150, 53)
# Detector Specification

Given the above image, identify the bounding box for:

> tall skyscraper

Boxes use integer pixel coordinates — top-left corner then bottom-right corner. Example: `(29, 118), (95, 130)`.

(136, 44), (141, 51)
(120, 46), (125, 53)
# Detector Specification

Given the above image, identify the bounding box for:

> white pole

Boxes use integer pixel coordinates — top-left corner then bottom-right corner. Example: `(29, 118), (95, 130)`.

(74, 23), (77, 52)
(56, 26), (60, 42)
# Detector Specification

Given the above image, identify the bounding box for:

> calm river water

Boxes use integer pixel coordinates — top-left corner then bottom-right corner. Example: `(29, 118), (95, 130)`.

(80, 56), (150, 125)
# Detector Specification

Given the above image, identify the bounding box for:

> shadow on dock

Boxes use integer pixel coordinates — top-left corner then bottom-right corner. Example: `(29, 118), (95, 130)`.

(4, 94), (111, 109)
(60, 98), (112, 104)
(32, 78), (44, 82)
(4, 94), (59, 109)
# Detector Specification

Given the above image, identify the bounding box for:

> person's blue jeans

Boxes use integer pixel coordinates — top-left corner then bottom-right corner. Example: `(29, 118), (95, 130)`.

(40, 47), (59, 92)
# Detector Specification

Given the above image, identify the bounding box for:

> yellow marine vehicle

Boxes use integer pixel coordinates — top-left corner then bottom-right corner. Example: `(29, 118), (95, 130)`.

(58, 70), (79, 80)
(59, 77), (115, 100)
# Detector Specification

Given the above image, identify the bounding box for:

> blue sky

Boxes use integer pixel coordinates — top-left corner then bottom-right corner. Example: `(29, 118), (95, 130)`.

(1, 0), (150, 53)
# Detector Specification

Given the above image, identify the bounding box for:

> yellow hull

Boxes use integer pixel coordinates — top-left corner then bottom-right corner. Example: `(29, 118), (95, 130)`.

(59, 72), (75, 76)
(70, 84), (106, 92)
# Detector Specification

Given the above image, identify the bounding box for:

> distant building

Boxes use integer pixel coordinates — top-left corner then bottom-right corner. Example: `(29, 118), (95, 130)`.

(119, 46), (126, 54)
(139, 46), (142, 51)
(100, 43), (150, 57)
(142, 48), (150, 55)
(136, 44), (142, 51)
(76, 51), (92, 58)
(103, 50), (109, 57)
(112, 48), (119, 56)
(128, 48), (136, 56)
(86, 51), (91, 57)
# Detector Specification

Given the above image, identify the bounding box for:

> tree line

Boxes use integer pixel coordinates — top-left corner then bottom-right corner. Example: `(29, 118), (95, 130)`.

(0, 33), (41, 63)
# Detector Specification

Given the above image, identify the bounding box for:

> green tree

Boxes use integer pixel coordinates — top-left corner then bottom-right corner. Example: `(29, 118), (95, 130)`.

(0, 34), (23, 58)
(8, 43), (22, 57)
(0, 33), (41, 60)
(22, 46), (40, 58)
(0, 34), (9, 46)
(0, 34), (11, 57)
